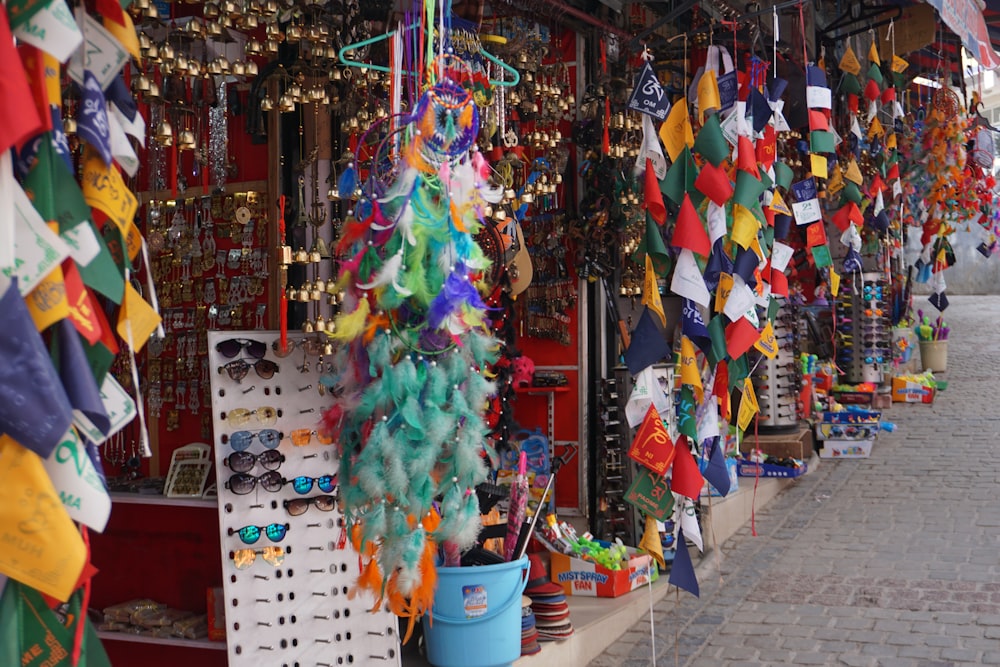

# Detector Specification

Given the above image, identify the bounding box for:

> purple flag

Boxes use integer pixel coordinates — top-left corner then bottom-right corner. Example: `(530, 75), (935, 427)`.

(668, 526), (699, 597)
(78, 71), (112, 165)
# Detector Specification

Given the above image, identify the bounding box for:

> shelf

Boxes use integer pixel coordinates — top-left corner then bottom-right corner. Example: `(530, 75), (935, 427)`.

(96, 631), (226, 650)
(109, 492), (217, 509)
(514, 385), (571, 394)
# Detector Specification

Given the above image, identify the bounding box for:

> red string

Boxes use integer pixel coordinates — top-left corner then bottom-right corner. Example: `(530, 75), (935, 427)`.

(750, 418), (760, 536)
(71, 527), (91, 666)
(278, 195), (288, 351)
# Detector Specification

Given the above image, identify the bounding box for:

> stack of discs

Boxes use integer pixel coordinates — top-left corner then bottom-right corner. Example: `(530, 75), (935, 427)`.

(520, 595), (541, 655)
(524, 554), (574, 643)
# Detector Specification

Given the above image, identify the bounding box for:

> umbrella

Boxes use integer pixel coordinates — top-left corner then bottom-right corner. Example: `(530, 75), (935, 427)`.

(504, 451), (529, 561)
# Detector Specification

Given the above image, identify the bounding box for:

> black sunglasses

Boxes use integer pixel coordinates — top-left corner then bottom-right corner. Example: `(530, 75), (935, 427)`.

(284, 495), (337, 516)
(216, 338), (267, 359)
(218, 358), (279, 382)
(225, 450), (285, 473)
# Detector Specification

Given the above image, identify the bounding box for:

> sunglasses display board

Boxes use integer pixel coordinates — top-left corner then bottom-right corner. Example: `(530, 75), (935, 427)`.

(752, 301), (803, 434)
(835, 273), (890, 385)
(207, 330), (400, 667)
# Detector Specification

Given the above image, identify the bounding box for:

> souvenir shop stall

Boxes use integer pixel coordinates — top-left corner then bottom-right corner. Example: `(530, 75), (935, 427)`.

(3, 0), (1000, 665)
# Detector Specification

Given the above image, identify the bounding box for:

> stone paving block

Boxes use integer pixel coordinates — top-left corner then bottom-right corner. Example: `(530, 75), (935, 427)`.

(940, 647), (982, 662)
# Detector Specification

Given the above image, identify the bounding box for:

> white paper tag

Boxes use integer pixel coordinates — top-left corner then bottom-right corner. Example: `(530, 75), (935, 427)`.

(7, 184), (72, 295)
(723, 278), (756, 321)
(770, 242), (794, 272)
(670, 248), (711, 307)
(43, 428), (112, 532)
(68, 10), (129, 89)
(792, 198), (822, 225)
(13, 0), (83, 63)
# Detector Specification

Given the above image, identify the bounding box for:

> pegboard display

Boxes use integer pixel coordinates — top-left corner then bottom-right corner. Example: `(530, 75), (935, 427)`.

(752, 301), (803, 433)
(835, 272), (889, 385)
(207, 330), (400, 667)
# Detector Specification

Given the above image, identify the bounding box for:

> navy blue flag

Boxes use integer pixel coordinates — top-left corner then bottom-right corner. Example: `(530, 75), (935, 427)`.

(49, 107), (74, 173)
(53, 319), (110, 438)
(682, 298), (712, 357)
(791, 177), (818, 203)
(0, 279), (74, 458)
(928, 291), (949, 312)
(78, 71), (112, 165)
(702, 436), (731, 496)
(13, 132), (42, 180)
(624, 307), (672, 376)
(749, 87), (772, 134)
(733, 247), (759, 286)
(806, 64), (827, 87)
(105, 74), (138, 122)
(843, 247), (862, 274)
(668, 526), (700, 597)
(626, 62), (671, 121)
(717, 70), (738, 111)
(768, 76), (788, 102)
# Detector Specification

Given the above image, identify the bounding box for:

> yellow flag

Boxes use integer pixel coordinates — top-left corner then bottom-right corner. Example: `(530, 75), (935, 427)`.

(117, 281), (162, 353)
(886, 132), (897, 149)
(43, 52), (61, 107)
(830, 268), (841, 297)
(868, 41), (880, 65)
(697, 70), (721, 124)
(0, 437), (86, 601)
(639, 514), (665, 570)
(810, 153), (828, 179)
(736, 377), (760, 432)
(868, 116), (884, 138)
(844, 159), (864, 185)
(731, 203), (759, 249)
(642, 254), (666, 326)
(105, 12), (142, 62)
(891, 55), (909, 73)
(753, 320), (778, 358)
(82, 147), (139, 243)
(827, 165), (845, 195)
(715, 273), (734, 313)
(659, 97), (694, 162)
(768, 189), (792, 216)
(680, 336), (703, 400)
(26, 266), (70, 331)
(839, 45), (861, 75)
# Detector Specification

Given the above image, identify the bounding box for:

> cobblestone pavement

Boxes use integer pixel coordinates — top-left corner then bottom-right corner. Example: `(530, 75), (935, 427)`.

(590, 295), (1000, 667)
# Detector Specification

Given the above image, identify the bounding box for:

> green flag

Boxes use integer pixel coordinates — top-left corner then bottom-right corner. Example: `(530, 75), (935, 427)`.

(12, 582), (112, 667)
(727, 353), (749, 390)
(677, 384), (698, 440)
(733, 170), (767, 209)
(638, 211), (672, 275)
(839, 73), (862, 95)
(661, 146), (701, 207)
(23, 136), (125, 304)
(693, 113), (729, 167)
(707, 314), (728, 366)
(773, 161), (794, 192)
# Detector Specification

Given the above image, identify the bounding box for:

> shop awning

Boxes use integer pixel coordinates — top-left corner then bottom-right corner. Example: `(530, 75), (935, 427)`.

(925, 0), (1000, 68)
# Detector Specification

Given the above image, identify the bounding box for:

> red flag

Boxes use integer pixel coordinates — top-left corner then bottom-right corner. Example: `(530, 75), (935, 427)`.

(762, 205), (775, 227)
(770, 266), (789, 296)
(847, 94), (859, 114)
(805, 221), (827, 247)
(808, 109), (829, 131)
(725, 317), (760, 359)
(864, 79), (881, 101)
(0, 9), (43, 153)
(755, 126), (776, 170)
(869, 174), (885, 195)
(881, 87), (896, 104)
(17, 45), (52, 134)
(736, 135), (759, 177)
(886, 164), (900, 180)
(96, 0), (128, 25)
(694, 162), (733, 206)
(643, 158), (667, 225)
(832, 206), (851, 232)
(670, 435), (704, 500)
(713, 361), (730, 422)
(628, 404), (675, 475)
(63, 261), (103, 345)
(672, 193), (712, 257)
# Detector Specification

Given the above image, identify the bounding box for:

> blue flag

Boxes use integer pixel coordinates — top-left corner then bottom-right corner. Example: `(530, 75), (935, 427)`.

(701, 436), (731, 496)
(78, 71), (112, 165)
(624, 307), (671, 376)
(668, 526), (699, 597)
(681, 298), (712, 358)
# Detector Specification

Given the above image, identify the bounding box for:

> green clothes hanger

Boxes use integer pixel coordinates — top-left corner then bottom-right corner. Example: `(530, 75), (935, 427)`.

(337, 21), (520, 87)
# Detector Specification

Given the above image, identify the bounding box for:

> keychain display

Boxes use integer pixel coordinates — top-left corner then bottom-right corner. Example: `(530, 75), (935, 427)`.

(208, 330), (399, 667)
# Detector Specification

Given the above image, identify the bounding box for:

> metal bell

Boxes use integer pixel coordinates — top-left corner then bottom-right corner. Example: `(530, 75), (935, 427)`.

(155, 120), (173, 146)
(177, 129), (196, 151)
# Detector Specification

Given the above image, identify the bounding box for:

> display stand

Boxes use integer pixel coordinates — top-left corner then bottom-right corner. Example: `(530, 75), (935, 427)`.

(752, 300), (802, 433)
(836, 272), (889, 385)
(207, 330), (400, 667)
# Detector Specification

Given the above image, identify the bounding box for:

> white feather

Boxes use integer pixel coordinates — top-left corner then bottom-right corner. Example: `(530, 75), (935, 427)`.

(357, 251), (403, 290)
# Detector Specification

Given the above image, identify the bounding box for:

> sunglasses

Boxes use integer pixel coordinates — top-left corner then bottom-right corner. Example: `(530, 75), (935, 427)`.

(287, 429), (334, 446)
(284, 474), (337, 495)
(225, 428), (282, 451)
(226, 450), (285, 473)
(271, 337), (324, 358)
(231, 546), (285, 569)
(225, 407), (279, 427)
(216, 338), (267, 359)
(219, 358), (280, 383)
(284, 494), (338, 516)
(228, 522), (290, 545)
(226, 471), (284, 495)
(864, 308), (885, 318)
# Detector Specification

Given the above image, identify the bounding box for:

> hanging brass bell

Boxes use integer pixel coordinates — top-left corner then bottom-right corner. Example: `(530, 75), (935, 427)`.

(308, 248), (321, 263)
(145, 82), (161, 100)
(278, 93), (295, 113)
(155, 120), (173, 146)
(329, 68), (342, 81)
(63, 116), (77, 135)
(135, 74), (151, 92)
(144, 4), (158, 18)
(203, 1), (219, 17)
(265, 39), (279, 54)
(160, 44), (175, 61)
(231, 61), (245, 76)
(138, 33), (151, 50)
(187, 60), (201, 77)
(207, 60), (223, 76)
(521, 192), (534, 204)
(246, 38), (262, 56)
(293, 248), (309, 263)
(146, 44), (159, 61)
(302, 319), (315, 333)
(285, 24), (302, 40)
(260, 93), (274, 111)
(245, 61), (259, 76)
(178, 130), (196, 151)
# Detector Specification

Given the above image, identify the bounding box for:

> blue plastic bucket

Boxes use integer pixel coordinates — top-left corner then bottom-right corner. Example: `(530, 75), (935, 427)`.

(422, 557), (529, 667)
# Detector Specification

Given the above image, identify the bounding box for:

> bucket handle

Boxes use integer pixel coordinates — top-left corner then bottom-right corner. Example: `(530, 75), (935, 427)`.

(430, 559), (530, 625)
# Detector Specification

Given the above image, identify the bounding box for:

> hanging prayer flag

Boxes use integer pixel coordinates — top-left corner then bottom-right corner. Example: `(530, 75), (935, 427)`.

(627, 62), (671, 120)
(627, 404), (675, 475)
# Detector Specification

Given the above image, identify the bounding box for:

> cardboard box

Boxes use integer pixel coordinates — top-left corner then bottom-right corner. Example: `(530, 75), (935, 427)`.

(819, 438), (875, 458)
(832, 390), (874, 405)
(814, 422), (879, 441)
(550, 549), (655, 597)
(736, 460), (808, 478)
(891, 377), (935, 403)
(735, 426), (813, 461)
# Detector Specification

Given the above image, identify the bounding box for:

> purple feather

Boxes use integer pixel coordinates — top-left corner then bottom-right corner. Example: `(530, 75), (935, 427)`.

(427, 273), (485, 329)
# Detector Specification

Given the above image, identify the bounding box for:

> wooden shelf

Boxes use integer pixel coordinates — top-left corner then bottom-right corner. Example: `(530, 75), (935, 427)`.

(109, 492), (217, 509)
(96, 631), (226, 650)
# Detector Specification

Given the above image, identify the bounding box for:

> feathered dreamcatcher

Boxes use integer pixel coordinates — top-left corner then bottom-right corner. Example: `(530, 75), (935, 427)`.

(319, 49), (503, 639)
